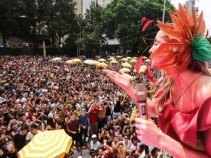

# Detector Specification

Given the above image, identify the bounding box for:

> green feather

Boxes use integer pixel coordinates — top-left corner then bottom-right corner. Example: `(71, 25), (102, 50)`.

(191, 36), (211, 62)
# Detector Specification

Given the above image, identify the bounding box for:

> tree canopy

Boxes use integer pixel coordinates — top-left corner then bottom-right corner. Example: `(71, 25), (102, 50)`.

(100, 0), (174, 56)
(0, 0), (77, 47)
(0, 0), (175, 56)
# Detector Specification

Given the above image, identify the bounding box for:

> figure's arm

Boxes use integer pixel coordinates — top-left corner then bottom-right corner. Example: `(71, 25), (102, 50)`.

(146, 98), (158, 117)
(103, 143), (114, 153)
(88, 103), (93, 113)
(103, 69), (158, 116)
(135, 118), (211, 158)
(120, 94), (127, 106)
(158, 129), (211, 158)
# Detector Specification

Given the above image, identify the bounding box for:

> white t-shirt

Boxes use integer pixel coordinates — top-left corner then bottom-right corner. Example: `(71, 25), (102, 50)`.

(123, 139), (132, 150)
(26, 130), (42, 141)
(90, 140), (101, 151)
(129, 142), (138, 151)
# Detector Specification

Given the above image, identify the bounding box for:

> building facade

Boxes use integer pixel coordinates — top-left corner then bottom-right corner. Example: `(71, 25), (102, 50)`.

(185, 0), (199, 15)
(75, 0), (112, 15)
(75, 0), (83, 15)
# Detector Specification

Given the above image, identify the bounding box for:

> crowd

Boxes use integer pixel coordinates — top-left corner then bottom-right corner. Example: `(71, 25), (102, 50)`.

(0, 55), (162, 158)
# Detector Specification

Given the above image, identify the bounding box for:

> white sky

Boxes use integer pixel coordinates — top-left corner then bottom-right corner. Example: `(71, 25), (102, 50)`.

(170, 0), (211, 30)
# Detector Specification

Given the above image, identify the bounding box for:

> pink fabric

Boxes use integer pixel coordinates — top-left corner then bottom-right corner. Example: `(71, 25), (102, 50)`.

(158, 97), (211, 149)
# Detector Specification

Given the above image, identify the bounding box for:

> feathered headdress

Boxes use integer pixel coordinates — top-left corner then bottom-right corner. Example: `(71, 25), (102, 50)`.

(150, 4), (211, 71)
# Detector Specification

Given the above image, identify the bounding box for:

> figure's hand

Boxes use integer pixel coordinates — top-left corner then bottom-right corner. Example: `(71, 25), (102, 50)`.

(102, 69), (131, 92)
(135, 118), (163, 147)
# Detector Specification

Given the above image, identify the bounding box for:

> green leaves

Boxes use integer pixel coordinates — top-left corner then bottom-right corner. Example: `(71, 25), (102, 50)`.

(99, 0), (174, 55)
(191, 36), (211, 61)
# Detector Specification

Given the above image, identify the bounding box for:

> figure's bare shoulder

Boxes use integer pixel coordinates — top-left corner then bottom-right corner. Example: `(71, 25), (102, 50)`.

(194, 75), (211, 106)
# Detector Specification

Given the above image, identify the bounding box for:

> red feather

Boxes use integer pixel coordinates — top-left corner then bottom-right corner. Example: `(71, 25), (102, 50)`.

(142, 38), (147, 45)
(140, 17), (147, 25)
(135, 56), (143, 74)
(146, 64), (157, 84)
(206, 30), (209, 39)
(142, 20), (153, 31)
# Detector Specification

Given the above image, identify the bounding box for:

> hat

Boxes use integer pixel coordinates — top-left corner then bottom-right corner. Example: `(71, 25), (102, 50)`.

(91, 134), (97, 139)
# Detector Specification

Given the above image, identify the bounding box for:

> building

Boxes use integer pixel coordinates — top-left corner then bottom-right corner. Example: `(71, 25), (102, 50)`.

(75, 0), (83, 15)
(75, 0), (112, 15)
(185, 0), (199, 15)
(97, 0), (112, 7)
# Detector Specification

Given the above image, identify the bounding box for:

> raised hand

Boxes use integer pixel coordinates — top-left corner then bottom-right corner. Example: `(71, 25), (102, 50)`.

(102, 69), (131, 92)
(103, 69), (138, 105)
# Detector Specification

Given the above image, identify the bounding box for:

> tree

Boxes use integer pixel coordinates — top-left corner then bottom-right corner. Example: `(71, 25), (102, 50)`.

(100, 0), (174, 56)
(76, 1), (103, 56)
(78, 24), (102, 57)
(15, 0), (37, 39)
(84, 1), (103, 33)
(0, 0), (21, 45)
(48, 0), (77, 46)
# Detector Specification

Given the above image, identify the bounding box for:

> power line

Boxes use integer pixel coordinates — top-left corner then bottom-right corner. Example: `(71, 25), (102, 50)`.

(118, 15), (170, 41)
(120, 30), (157, 44)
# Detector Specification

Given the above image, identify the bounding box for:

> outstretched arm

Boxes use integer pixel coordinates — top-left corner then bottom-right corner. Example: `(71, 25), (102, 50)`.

(103, 69), (157, 116)
(103, 69), (137, 103)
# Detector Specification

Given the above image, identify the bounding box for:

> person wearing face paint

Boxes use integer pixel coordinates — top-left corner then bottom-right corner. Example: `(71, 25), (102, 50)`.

(103, 4), (211, 157)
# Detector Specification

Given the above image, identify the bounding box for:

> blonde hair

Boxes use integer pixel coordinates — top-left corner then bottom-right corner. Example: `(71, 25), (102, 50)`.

(155, 60), (211, 113)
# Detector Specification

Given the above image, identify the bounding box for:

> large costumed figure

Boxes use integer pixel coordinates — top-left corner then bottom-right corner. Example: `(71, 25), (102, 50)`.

(103, 4), (211, 157)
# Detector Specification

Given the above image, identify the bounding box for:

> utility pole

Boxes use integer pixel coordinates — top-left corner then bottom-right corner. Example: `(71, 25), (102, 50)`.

(162, 0), (166, 22)
(43, 41), (46, 59)
(77, 22), (82, 57)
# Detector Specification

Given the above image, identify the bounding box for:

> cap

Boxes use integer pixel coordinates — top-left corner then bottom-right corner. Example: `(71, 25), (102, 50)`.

(91, 134), (97, 139)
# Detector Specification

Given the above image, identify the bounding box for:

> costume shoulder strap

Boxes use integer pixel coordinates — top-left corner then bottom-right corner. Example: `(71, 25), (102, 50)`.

(174, 74), (203, 105)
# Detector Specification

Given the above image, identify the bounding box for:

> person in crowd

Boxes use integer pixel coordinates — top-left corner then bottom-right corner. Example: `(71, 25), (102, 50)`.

(0, 147), (7, 158)
(89, 149), (97, 158)
(26, 123), (42, 143)
(112, 95), (125, 119)
(99, 139), (114, 158)
(2, 140), (17, 158)
(122, 125), (131, 139)
(97, 101), (107, 130)
(115, 142), (127, 158)
(78, 107), (89, 146)
(105, 99), (112, 122)
(129, 136), (139, 152)
(123, 135), (132, 150)
(66, 112), (81, 146)
(13, 124), (28, 151)
(88, 101), (101, 140)
(54, 112), (65, 129)
(0, 54), (159, 157)
(45, 117), (56, 130)
(90, 134), (101, 151)
(103, 5), (211, 157)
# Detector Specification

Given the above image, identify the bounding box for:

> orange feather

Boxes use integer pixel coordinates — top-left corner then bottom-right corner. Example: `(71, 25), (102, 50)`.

(197, 12), (205, 35)
(151, 4), (207, 72)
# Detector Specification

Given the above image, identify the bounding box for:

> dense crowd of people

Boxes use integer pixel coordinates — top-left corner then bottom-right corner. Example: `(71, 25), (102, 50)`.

(0, 55), (162, 158)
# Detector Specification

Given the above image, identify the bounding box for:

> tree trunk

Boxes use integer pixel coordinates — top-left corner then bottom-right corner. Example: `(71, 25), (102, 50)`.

(2, 34), (7, 47)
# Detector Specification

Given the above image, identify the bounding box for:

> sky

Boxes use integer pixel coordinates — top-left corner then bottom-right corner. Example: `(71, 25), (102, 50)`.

(170, 0), (211, 30)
